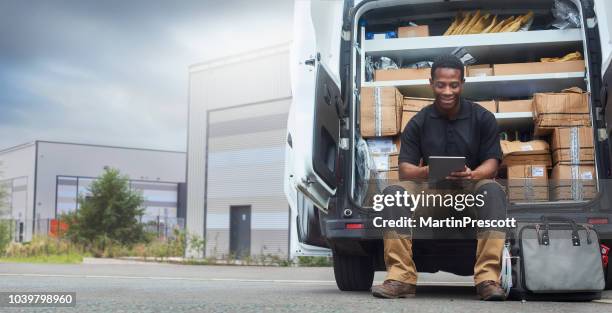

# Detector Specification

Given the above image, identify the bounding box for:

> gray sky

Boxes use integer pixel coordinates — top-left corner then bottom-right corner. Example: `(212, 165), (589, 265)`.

(0, 0), (294, 151)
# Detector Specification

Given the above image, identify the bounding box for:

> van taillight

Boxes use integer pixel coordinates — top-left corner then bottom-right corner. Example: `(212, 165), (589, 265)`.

(587, 218), (609, 224)
(345, 223), (364, 229)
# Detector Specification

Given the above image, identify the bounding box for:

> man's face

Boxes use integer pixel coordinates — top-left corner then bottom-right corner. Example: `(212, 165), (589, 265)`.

(429, 68), (464, 111)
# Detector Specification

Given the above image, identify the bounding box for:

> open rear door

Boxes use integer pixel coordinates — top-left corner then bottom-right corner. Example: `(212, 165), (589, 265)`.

(593, 0), (612, 176)
(284, 0), (349, 257)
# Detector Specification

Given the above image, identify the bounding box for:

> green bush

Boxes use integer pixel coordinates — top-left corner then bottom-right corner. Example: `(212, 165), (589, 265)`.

(0, 220), (12, 255)
(63, 168), (147, 251)
(297, 256), (332, 267)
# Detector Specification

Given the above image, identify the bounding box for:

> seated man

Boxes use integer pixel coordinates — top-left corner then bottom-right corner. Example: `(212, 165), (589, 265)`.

(371, 54), (508, 301)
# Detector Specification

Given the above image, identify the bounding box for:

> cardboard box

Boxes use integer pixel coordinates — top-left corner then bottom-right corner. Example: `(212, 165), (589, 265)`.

(398, 25), (429, 38)
(400, 97), (431, 131)
(501, 140), (551, 168)
(498, 99), (532, 113)
(467, 64), (493, 77)
(507, 164), (549, 202)
(502, 154), (552, 168)
(378, 169), (399, 180)
(501, 140), (549, 156)
(361, 87), (403, 137)
(550, 164), (596, 200)
(551, 127), (595, 165)
(476, 100), (497, 113)
(401, 111), (418, 132)
(403, 97), (432, 111)
(375, 68), (431, 81)
(493, 60), (585, 76)
(533, 87), (591, 135)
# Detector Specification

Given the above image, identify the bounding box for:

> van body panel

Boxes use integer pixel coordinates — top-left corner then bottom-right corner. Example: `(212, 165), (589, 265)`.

(288, 0), (612, 263)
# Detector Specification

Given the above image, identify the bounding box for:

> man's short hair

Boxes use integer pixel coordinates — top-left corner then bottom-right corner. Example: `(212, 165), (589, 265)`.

(431, 54), (465, 81)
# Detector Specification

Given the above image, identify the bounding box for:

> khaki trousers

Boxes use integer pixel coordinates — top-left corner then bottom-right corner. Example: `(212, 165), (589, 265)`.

(381, 180), (507, 285)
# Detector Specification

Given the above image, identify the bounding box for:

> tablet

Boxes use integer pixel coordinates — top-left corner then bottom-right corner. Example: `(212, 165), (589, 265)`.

(428, 156), (466, 182)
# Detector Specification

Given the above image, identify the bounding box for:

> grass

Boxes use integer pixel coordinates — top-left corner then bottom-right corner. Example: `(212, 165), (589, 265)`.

(0, 252), (84, 264)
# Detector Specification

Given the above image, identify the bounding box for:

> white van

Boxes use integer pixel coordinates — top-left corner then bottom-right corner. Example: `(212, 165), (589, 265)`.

(285, 0), (612, 291)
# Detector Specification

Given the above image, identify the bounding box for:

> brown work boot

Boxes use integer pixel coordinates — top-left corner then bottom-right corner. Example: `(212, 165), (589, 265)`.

(371, 280), (416, 299)
(476, 280), (506, 301)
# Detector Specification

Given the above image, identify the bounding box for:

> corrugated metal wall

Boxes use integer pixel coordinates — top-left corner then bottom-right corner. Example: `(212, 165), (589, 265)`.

(186, 44), (292, 258)
(206, 99), (290, 258)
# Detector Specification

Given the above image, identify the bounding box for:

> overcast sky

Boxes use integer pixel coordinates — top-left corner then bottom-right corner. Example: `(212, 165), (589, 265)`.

(0, 0), (294, 151)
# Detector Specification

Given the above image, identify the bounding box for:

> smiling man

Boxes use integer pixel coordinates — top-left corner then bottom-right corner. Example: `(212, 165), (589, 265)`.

(371, 54), (508, 301)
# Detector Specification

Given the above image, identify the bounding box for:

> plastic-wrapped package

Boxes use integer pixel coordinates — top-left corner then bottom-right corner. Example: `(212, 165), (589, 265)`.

(365, 56), (376, 81)
(376, 57), (399, 70)
(551, 0), (581, 29)
(353, 136), (378, 206)
(451, 47), (477, 65)
(406, 61), (433, 69)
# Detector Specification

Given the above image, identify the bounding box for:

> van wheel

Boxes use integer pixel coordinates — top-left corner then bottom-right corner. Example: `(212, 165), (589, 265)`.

(332, 251), (374, 291)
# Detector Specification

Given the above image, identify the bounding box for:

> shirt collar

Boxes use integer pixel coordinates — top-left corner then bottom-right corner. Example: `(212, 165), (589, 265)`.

(429, 98), (471, 120)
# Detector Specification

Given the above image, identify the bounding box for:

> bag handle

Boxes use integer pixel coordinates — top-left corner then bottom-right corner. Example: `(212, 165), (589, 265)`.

(539, 215), (581, 246)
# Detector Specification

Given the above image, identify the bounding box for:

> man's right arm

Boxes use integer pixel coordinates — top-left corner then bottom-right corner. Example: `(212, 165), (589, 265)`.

(399, 162), (428, 180)
(398, 116), (427, 180)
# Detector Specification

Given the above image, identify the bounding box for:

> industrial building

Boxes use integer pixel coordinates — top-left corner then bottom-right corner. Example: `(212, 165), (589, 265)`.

(0, 141), (186, 241)
(186, 43), (293, 259)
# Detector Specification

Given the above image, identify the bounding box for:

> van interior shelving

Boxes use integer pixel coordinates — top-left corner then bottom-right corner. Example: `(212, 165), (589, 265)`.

(353, 0), (596, 206)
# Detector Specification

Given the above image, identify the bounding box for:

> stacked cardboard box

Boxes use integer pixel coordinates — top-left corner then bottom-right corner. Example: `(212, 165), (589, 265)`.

(550, 127), (596, 200)
(476, 100), (497, 113)
(467, 64), (493, 77)
(533, 87), (591, 136)
(493, 60), (584, 76)
(501, 140), (550, 202)
(550, 165), (596, 200)
(500, 140), (552, 168)
(507, 164), (549, 202)
(375, 68), (431, 81)
(397, 25), (429, 38)
(401, 97), (431, 131)
(361, 87), (403, 137)
(498, 99), (532, 113)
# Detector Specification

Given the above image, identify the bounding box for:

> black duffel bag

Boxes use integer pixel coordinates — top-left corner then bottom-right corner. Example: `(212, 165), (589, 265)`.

(508, 216), (605, 301)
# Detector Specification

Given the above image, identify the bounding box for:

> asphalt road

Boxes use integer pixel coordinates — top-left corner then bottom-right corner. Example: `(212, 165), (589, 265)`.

(0, 260), (610, 313)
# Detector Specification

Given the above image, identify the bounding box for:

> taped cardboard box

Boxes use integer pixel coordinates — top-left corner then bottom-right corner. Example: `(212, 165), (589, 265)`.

(551, 127), (595, 165)
(550, 164), (596, 200)
(398, 25), (429, 38)
(467, 64), (493, 77)
(401, 97), (431, 131)
(501, 140), (551, 168)
(378, 169), (399, 180)
(498, 99), (532, 113)
(375, 68), (431, 81)
(493, 60), (585, 76)
(507, 164), (549, 202)
(476, 100), (497, 113)
(361, 87), (403, 137)
(533, 87), (591, 136)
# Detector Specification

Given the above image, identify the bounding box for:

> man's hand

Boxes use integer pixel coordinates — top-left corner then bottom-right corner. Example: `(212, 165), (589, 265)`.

(447, 165), (477, 180)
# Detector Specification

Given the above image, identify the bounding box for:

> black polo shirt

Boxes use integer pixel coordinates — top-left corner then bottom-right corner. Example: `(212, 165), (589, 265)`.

(399, 98), (502, 169)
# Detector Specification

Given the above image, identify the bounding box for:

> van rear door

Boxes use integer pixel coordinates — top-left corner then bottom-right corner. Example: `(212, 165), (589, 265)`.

(595, 0), (612, 175)
(285, 0), (351, 256)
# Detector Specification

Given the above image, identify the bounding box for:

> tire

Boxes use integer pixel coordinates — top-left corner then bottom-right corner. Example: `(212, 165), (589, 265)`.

(332, 250), (374, 291)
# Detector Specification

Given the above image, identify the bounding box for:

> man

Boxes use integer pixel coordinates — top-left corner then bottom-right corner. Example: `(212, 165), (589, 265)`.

(371, 54), (508, 300)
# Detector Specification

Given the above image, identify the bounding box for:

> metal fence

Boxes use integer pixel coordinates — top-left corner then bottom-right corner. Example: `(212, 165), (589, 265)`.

(0, 216), (185, 243)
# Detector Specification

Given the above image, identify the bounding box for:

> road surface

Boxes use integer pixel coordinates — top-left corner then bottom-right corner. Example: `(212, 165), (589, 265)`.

(0, 260), (610, 312)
